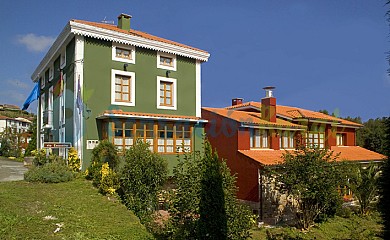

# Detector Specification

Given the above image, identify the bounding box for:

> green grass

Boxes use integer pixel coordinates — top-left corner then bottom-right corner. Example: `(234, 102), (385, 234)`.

(251, 213), (383, 239)
(0, 177), (153, 239)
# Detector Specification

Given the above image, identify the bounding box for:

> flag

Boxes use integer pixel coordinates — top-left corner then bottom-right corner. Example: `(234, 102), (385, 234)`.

(22, 82), (39, 110)
(76, 76), (83, 115)
(54, 70), (64, 97)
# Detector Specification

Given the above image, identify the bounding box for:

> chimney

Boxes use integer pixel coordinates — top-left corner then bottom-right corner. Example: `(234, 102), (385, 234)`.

(231, 98), (243, 106)
(117, 13), (132, 30)
(261, 86), (276, 123)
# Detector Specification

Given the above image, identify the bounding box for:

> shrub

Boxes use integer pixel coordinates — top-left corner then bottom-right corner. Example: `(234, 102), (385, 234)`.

(98, 162), (120, 195)
(120, 140), (168, 223)
(32, 149), (47, 166)
(68, 147), (81, 172)
(86, 140), (119, 185)
(24, 161), (74, 183)
(167, 140), (254, 239)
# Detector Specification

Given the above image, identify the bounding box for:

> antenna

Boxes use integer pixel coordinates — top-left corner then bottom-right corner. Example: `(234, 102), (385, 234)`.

(101, 16), (114, 24)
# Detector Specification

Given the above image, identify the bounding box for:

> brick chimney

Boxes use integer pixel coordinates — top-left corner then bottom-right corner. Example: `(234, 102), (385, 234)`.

(117, 13), (132, 30)
(261, 86), (276, 123)
(231, 98), (243, 106)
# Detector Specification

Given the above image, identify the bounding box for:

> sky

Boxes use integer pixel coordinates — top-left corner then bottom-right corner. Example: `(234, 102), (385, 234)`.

(0, 0), (389, 121)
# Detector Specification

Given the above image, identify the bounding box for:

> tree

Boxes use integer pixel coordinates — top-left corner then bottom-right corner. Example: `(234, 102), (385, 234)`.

(348, 163), (381, 215)
(198, 142), (227, 239)
(120, 140), (168, 223)
(357, 118), (387, 155)
(25, 117), (37, 156)
(168, 140), (253, 239)
(379, 117), (390, 238)
(269, 147), (345, 229)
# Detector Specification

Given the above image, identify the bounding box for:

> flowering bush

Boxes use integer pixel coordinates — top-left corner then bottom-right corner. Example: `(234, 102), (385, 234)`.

(67, 148), (81, 172)
(98, 163), (120, 195)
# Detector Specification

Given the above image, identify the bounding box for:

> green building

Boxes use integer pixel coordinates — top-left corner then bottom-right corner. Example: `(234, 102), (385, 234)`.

(32, 13), (210, 170)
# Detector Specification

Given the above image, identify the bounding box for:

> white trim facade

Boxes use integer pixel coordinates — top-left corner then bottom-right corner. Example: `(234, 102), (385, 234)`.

(196, 60), (201, 117)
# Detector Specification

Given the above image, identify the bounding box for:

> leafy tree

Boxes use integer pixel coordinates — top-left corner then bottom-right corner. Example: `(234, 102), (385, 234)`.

(168, 140), (253, 239)
(120, 140), (168, 223)
(348, 163), (381, 215)
(357, 118), (387, 155)
(198, 142), (227, 239)
(25, 117), (37, 156)
(379, 117), (390, 238)
(269, 147), (345, 229)
(0, 127), (20, 157)
(86, 140), (119, 186)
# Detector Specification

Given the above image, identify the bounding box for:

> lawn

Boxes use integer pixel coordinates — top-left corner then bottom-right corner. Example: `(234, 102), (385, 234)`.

(251, 213), (384, 239)
(0, 177), (153, 239)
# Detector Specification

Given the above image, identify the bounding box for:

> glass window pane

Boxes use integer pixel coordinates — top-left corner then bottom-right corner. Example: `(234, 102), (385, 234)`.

(123, 94), (129, 101)
(123, 78), (129, 85)
(115, 93), (121, 100)
(166, 98), (171, 105)
(123, 86), (129, 93)
(115, 76), (121, 84)
(115, 85), (121, 91)
(166, 84), (171, 90)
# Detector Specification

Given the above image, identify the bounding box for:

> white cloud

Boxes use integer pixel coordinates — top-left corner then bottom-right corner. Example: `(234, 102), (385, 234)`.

(16, 33), (55, 52)
(6, 79), (30, 89)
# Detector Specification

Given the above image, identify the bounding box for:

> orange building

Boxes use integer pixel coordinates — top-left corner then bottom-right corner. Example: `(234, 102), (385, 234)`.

(202, 87), (385, 221)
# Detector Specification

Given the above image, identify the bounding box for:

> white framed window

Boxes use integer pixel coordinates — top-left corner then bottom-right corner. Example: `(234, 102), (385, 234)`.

(336, 133), (345, 146)
(48, 65), (54, 82)
(279, 131), (295, 149)
(157, 76), (177, 110)
(40, 77), (44, 89)
(250, 129), (269, 149)
(59, 74), (66, 126)
(47, 86), (53, 126)
(112, 43), (135, 64)
(60, 51), (66, 69)
(157, 52), (176, 71)
(40, 93), (45, 128)
(306, 132), (325, 149)
(111, 69), (135, 106)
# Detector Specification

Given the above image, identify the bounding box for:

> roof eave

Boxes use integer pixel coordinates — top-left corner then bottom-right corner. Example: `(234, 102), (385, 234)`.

(70, 21), (210, 62)
(31, 23), (72, 82)
(96, 113), (208, 123)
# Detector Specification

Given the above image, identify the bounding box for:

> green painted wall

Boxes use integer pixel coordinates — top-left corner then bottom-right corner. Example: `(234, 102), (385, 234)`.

(81, 37), (202, 170)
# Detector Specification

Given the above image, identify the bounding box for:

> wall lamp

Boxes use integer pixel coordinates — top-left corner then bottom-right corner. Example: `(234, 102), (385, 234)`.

(123, 63), (129, 71)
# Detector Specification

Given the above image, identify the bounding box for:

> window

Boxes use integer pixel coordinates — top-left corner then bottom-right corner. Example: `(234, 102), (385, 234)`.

(48, 65), (54, 82)
(250, 129), (269, 149)
(157, 76), (176, 110)
(160, 81), (173, 106)
(279, 131), (295, 149)
(60, 51), (66, 69)
(157, 52), (176, 71)
(305, 132), (325, 149)
(59, 74), (66, 126)
(336, 133), (345, 146)
(111, 70), (135, 106)
(112, 43), (135, 64)
(112, 121), (193, 153)
(40, 77), (44, 89)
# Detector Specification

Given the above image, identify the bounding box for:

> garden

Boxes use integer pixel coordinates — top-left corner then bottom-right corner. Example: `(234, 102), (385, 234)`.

(0, 137), (388, 239)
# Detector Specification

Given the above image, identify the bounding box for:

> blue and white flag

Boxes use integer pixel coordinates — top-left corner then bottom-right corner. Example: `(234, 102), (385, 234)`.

(22, 82), (39, 111)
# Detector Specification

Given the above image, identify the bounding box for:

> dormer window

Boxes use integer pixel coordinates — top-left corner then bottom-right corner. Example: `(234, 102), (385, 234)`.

(157, 52), (176, 71)
(112, 43), (135, 64)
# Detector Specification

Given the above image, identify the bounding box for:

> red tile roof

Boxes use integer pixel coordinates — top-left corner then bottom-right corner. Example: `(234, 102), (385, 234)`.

(202, 107), (305, 129)
(72, 19), (208, 54)
(97, 109), (202, 121)
(330, 146), (386, 162)
(226, 101), (362, 127)
(238, 146), (386, 166)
